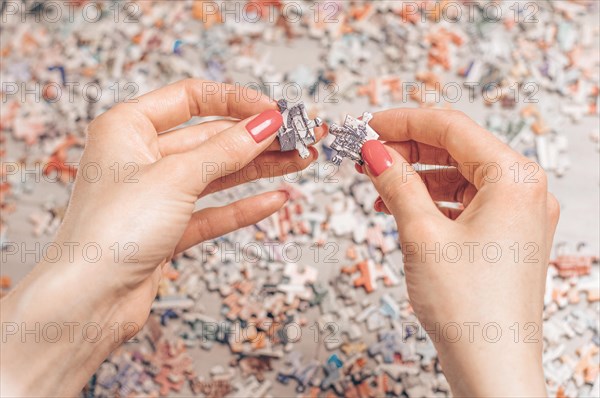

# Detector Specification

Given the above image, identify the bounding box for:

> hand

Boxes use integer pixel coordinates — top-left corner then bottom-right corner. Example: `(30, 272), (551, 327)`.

(359, 108), (559, 397)
(0, 79), (326, 396)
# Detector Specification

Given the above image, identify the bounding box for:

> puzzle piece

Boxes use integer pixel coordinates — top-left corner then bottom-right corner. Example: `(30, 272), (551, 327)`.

(278, 262), (318, 304)
(277, 99), (322, 159)
(341, 342), (367, 356)
(376, 363), (420, 380)
(342, 259), (400, 294)
(320, 354), (344, 395)
(550, 254), (598, 277)
(154, 368), (186, 396)
(205, 260), (243, 296)
(231, 376), (272, 398)
(356, 303), (388, 331)
(329, 112), (379, 165)
(379, 294), (401, 321)
(415, 339), (438, 369)
(235, 355), (273, 382)
(190, 373), (233, 398)
(43, 134), (80, 184)
(369, 330), (418, 364)
(277, 352), (320, 392)
(320, 307), (361, 350)
(344, 355), (371, 385)
(228, 324), (268, 354)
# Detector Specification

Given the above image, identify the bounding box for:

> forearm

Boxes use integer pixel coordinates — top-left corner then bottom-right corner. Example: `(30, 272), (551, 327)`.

(0, 261), (123, 397)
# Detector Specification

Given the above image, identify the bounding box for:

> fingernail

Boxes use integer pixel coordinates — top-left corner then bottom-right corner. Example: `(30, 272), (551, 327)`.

(374, 198), (382, 212)
(321, 122), (330, 137)
(247, 109), (283, 143)
(278, 189), (290, 201)
(361, 140), (393, 177)
(355, 163), (364, 174)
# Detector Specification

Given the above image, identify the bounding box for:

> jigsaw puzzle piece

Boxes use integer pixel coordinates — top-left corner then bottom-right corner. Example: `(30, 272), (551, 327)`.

(329, 112), (379, 165)
(277, 99), (323, 159)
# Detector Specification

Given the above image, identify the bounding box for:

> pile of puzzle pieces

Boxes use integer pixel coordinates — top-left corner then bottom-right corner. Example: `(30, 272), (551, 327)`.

(84, 187), (599, 397)
(1, 1), (599, 397)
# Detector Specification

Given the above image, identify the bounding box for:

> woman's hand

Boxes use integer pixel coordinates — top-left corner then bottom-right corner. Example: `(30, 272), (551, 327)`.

(359, 108), (559, 397)
(0, 79), (325, 396)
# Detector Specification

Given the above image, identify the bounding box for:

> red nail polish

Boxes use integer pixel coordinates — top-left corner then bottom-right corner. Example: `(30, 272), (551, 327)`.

(374, 198), (382, 212)
(247, 109), (283, 143)
(355, 163), (364, 174)
(361, 140), (393, 177)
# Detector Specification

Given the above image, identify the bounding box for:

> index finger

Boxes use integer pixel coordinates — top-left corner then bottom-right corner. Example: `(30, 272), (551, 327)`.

(370, 108), (520, 189)
(113, 78), (277, 133)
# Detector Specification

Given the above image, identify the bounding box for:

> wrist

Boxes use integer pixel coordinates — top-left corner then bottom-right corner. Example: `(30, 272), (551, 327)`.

(436, 338), (547, 397)
(1, 260), (124, 397)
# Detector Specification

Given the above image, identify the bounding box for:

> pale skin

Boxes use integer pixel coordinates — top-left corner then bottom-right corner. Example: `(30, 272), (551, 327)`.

(0, 80), (558, 397)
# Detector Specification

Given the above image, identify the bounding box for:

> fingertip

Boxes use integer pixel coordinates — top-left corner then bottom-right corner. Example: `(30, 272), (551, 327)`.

(374, 197), (383, 212)
(277, 189), (291, 202)
(313, 123), (329, 142)
(268, 97), (280, 108)
(309, 146), (319, 160)
(368, 111), (389, 135)
(321, 122), (330, 137)
(355, 163), (364, 174)
(260, 190), (290, 210)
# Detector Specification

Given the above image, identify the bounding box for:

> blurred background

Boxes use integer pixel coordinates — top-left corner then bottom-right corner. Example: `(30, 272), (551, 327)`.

(1, 1), (599, 397)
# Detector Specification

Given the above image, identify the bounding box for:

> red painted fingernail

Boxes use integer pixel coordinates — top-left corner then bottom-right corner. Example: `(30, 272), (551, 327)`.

(374, 198), (383, 212)
(355, 163), (364, 174)
(361, 140), (393, 177)
(321, 122), (329, 137)
(246, 109), (283, 143)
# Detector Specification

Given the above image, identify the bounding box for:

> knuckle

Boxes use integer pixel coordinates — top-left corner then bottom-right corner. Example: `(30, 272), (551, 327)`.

(182, 77), (204, 90)
(182, 78), (205, 115)
(199, 141), (242, 180)
(107, 103), (131, 121)
(213, 139), (244, 170)
(446, 110), (472, 129)
(518, 164), (548, 196)
(535, 165), (548, 187)
(231, 203), (249, 227)
(391, 110), (408, 133)
(87, 109), (114, 133)
(448, 109), (469, 121)
(193, 214), (211, 237)
(439, 110), (471, 147)
(88, 103), (141, 138)
(379, 171), (420, 208)
(181, 77), (195, 86)
(380, 173), (409, 204)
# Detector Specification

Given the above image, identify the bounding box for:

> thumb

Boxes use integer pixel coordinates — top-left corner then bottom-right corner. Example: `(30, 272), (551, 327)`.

(361, 140), (439, 227)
